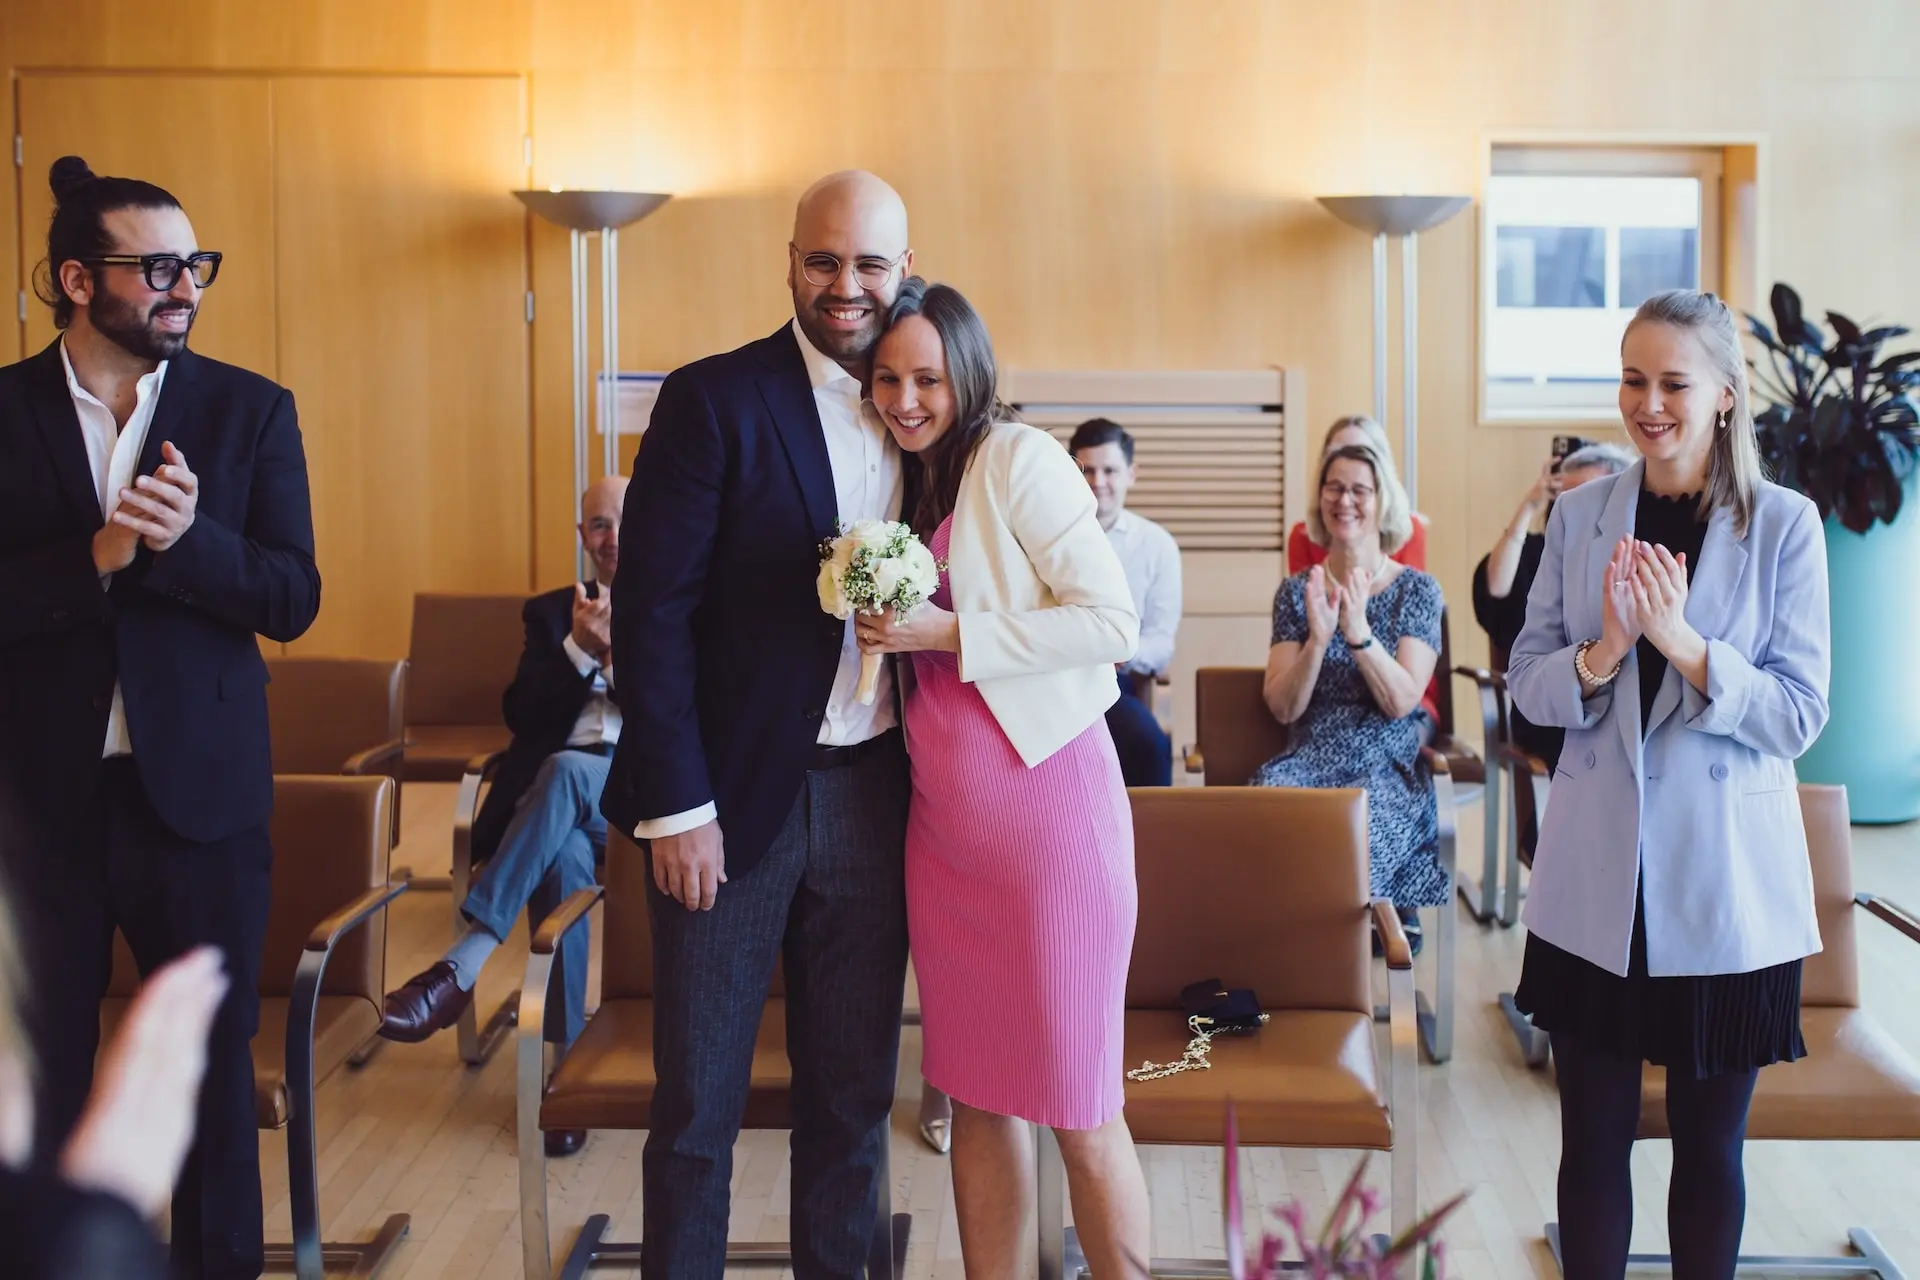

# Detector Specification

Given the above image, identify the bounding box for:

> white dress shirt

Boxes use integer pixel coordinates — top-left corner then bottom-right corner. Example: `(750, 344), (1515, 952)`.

(1105, 508), (1182, 676)
(630, 321), (903, 841)
(561, 584), (622, 748)
(62, 341), (168, 758)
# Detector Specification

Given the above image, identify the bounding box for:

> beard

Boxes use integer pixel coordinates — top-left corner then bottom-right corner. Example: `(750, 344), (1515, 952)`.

(792, 293), (886, 365)
(88, 288), (194, 362)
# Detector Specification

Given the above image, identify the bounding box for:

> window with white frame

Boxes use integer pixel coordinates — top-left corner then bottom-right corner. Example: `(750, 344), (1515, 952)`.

(1481, 146), (1722, 421)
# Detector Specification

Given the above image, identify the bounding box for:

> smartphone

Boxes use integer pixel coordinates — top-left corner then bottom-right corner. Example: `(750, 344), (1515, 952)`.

(1550, 435), (1593, 472)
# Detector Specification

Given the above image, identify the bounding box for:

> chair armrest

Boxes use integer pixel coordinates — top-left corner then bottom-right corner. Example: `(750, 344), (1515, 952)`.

(1857, 893), (1920, 948)
(341, 739), (406, 776)
(1370, 898), (1413, 970)
(1452, 664), (1501, 688)
(1418, 745), (1453, 776)
(1182, 745), (1205, 775)
(1153, 673), (1171, 687)
(530, 886), (604, 956)
(304, 881), (408, 953)
(1495, 743), (1551, 777)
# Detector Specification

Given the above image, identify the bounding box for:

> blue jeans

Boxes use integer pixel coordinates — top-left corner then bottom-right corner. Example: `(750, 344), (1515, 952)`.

(461, 748), (609, 1044)
(1107, 670), (1172, 786)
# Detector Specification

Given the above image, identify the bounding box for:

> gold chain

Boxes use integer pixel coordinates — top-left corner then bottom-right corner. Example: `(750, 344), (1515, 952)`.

(1126, 1013), (1268, 1082)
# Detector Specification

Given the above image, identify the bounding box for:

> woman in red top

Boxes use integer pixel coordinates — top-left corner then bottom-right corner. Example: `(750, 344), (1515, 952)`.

(1287, 415), (1437, 724)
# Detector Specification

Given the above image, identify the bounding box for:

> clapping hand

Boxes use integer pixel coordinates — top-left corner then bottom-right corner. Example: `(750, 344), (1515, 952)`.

(1338, 565), (1375, 645)
(60, 947), (228, 1218)
(570, 583), (612, 661)
(1303, 566), (1342, 646)
(1594, 536), (1644, 672)
(111, 441), (198, 553)
(1631, 540), (1696, 658)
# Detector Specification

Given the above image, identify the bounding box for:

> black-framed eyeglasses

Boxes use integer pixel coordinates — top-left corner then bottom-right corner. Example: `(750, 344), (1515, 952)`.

(791, 245), (906, 290)
(81, 252), (222, 291)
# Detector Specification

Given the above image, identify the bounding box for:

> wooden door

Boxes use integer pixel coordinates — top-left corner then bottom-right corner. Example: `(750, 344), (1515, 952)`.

(15, 73), (277, 375)
(273, 75), (531, 658)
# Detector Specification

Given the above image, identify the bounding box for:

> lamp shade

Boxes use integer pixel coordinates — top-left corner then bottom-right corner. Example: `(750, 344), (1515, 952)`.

(513, 189), (671, 231)
(1316, 195), (1470, 237)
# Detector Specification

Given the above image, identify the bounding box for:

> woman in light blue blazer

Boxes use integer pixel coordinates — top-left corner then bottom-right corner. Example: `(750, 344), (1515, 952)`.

(1507, 289), (1830, 1280)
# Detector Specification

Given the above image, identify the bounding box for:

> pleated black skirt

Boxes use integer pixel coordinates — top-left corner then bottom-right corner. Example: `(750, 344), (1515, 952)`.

(1514, 900), (1806, 1080)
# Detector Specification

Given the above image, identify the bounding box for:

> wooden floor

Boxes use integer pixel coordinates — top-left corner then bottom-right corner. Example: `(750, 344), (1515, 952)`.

(263, 783), (1920, 1278)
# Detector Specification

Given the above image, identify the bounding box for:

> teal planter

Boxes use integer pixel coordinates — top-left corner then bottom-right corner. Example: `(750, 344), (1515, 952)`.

(1795, 476), (1920, 823)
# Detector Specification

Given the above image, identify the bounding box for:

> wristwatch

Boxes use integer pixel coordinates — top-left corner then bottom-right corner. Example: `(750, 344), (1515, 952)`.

(1348, 633), (1375, 652)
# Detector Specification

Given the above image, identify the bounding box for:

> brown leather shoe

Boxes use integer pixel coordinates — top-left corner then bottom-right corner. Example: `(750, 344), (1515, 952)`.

(543, 1129), (588, 1158)
(378, 961), (474, 1043)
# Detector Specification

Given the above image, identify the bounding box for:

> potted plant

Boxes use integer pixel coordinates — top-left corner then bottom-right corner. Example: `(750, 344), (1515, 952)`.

(1746, 283), (1920, 821)
(1218, 1104), (1465, 1279)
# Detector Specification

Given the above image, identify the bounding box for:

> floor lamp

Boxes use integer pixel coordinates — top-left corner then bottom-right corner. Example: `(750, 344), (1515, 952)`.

(513, 189), (671, 578)
(1316, 195), (1471, 509)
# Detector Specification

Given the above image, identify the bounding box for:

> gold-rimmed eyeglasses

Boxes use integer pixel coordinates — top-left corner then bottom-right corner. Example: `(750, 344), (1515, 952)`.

(791, 245), (907, 291)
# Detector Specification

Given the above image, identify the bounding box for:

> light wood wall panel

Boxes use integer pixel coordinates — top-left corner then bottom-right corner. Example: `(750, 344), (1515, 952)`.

(15, 74), (277, 375)
(274, 75), (531, 658)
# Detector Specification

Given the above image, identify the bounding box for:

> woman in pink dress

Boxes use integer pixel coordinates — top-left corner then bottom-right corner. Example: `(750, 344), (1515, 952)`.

(856, 278), (1150, 1277)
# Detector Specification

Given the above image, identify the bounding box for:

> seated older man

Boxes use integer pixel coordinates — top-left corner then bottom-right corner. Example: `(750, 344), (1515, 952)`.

(379, 476), (627, 1157)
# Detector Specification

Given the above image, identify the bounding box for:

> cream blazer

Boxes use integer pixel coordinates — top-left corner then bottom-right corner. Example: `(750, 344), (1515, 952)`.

(943, 420), (1140, 766)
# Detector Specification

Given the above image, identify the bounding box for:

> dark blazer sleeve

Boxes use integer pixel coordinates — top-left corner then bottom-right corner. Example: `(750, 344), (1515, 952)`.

(140, 388), (321, 643)
(502, 591), (596, 743)
(0, 533), (110, 646)
(611, 371), (725, 820)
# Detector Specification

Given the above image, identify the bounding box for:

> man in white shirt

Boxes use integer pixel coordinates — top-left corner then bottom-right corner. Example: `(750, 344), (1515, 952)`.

(603, 172), (914, 1276)
(378, 479), (626, 1149)
(1070, 418), (1182, 786)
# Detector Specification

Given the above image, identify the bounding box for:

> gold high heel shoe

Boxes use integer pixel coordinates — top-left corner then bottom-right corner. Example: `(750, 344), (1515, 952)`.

(917, 1086), (952, 1155)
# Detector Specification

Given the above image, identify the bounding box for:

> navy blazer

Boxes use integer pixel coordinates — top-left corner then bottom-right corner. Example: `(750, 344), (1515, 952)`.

(601, 326), (850, 874)
(0, 341), (320, 844)
(469, 583), (602, 863)
(1507, 463), (1830, 977)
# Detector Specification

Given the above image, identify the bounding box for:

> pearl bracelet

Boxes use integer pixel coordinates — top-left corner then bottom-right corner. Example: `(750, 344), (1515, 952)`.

(1575, 640), (1622, 686)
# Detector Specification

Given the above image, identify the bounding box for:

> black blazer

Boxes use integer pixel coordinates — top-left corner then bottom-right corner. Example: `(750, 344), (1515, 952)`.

(602, 325), (850, 873)
(0, 342), (320, 844)
(469, 583), (601, 863)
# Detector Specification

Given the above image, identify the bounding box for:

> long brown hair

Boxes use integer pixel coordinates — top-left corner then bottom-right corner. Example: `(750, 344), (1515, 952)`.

(882, 278), (1012, 537)
(1624, 289), (1765, 536)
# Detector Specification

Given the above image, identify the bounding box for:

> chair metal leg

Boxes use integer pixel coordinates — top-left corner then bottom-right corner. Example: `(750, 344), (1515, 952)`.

(1544, 1222), (1902, 1277)
(1458, 763), (1504, 924)
(1420, 771), (1460, 1065)
(1386, 937), (1420, 1240)
(1499, 992), (1550, 1069)
(458, 988), (519, 1066)
(346, 1029), (386, 1069)
(517, 956), (555, 1280)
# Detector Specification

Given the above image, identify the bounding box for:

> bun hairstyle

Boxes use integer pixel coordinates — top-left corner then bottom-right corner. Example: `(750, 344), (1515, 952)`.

(33, 155), (182, 329)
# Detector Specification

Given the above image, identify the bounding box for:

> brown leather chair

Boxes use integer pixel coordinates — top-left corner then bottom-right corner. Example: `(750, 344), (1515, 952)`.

(1038, 787), (1419, 1277)
(1540, 783), (1920, 1276)
(400, 593), (524, 784)
(513, 833), (909, 1280)
(102, 775), (409, 1280)
(1177, 649), (1470, 1064)
(264, 654), (408, 844)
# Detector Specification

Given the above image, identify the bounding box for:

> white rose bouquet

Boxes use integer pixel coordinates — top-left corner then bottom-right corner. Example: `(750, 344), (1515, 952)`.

(817, 518), (943, 704)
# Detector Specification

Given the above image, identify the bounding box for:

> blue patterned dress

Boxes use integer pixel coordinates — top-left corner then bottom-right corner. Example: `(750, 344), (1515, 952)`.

(1251, 568), (1447, 907)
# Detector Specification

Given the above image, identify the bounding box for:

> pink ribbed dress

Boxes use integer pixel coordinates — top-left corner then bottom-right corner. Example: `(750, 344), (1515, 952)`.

(905, 517), (1137, 1130)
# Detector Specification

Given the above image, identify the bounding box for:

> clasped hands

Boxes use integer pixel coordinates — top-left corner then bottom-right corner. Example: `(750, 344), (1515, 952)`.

(855, 601), (960, 655)
(92, 441), (198, 575)
(1592, 535), (1701, 672)
(1302, 564), (1380, 648)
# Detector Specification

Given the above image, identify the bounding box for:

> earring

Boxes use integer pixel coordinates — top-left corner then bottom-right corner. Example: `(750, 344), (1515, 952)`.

(1718, 411), (1730, 431)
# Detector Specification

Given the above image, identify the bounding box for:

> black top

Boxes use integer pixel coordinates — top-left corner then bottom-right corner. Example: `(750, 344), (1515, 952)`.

(0, 1164), (167, 1279)
(1471, 533), (1562, 767)
(1633, 490), (1709, 726)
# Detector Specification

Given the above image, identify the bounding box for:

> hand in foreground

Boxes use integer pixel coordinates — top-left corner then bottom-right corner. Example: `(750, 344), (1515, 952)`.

(652, 819), (726, 911)
(856, 601), (959, 655)
(570, 583), (612, 661)
(1338, 565), (1375, 645)
(1303, 566), (1342, 646)
(91, 517), (141, 575)
(112, 442), (198, 553)
(1594, 536), (1643, 672)
(60, 947), (228, 1218)
(1631, 540), (1696, 658)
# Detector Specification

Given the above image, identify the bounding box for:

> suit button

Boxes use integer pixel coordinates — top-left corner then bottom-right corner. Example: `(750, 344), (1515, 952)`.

(1711, 763), (1729, 781)
(91, 694), (110, 712)
(1584, 751), (1597, 770)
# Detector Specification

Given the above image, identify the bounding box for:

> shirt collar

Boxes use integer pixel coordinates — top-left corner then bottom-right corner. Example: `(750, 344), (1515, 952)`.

(1107, 507), (1137, 537)
(59, 337), (168, 411)
(790, 317), (861, 397)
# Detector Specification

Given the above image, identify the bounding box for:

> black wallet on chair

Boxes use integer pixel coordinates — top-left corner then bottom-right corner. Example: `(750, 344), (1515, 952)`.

(1180, 978), (1267, 1035)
